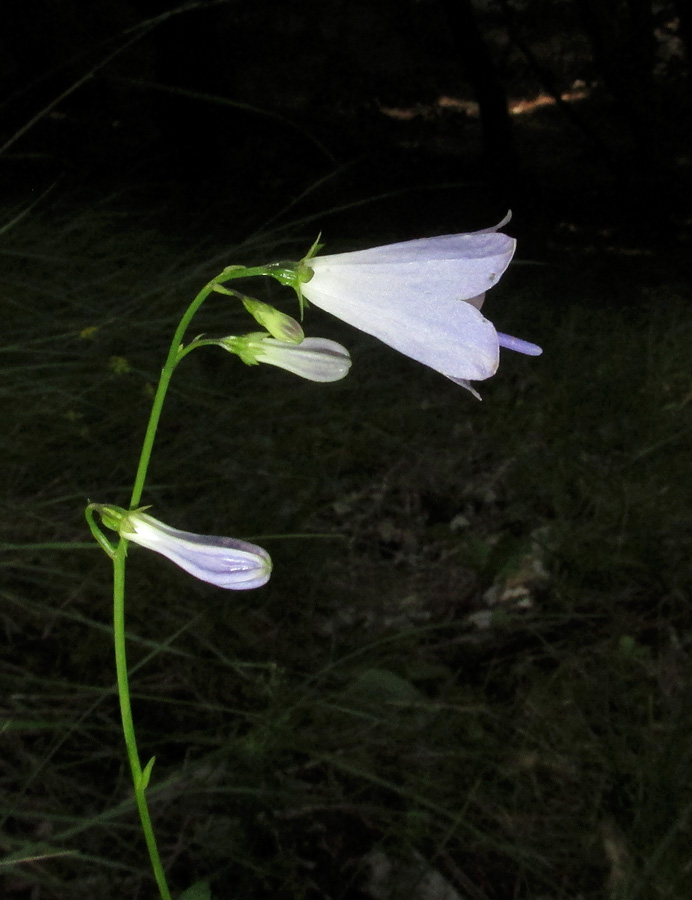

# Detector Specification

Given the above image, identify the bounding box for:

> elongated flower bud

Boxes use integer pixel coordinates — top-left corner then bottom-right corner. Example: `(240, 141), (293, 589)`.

(218, 334), (351, 382)
(118, 510), (272, 590)
(242, 298), (304, 343)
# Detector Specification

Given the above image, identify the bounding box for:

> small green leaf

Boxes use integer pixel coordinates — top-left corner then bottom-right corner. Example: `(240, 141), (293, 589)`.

(179, 880), (212, 900)
(139, 756), (156, 792)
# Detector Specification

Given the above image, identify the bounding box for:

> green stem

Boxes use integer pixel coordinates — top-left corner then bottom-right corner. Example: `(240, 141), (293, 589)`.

(127, 280), (211, 509)
(112, 542), (173, 900)
(114, 262), (284, 897)
(128, 265), (276, 509)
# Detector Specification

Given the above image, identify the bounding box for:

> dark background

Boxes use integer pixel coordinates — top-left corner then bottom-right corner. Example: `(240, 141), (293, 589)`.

(2, 3), (692, 899)
(1, 0), (691, 248)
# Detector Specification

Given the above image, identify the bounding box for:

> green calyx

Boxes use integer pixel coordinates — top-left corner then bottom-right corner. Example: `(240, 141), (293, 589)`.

(90, 503), (128, 532)
(218, 333), (268, 366)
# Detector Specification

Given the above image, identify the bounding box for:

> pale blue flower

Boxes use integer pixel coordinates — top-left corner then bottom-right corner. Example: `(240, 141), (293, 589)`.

(119, 511), (272, 590)
(298, 217), (541, 396)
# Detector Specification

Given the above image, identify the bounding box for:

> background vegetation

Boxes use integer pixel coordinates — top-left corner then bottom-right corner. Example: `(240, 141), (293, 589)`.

(1, 0), (691, 897)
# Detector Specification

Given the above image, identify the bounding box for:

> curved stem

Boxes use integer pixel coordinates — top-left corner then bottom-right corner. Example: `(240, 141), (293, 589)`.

(128, 265), (276, 510)
(128, 280), (213, 509)
(175, 337), (223, 364)
(112, 542), (172, 900)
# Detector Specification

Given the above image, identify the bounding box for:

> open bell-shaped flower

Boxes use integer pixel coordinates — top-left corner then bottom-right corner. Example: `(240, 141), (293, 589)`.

(293, 216), (541, 397)
(116, 509), (272, 590)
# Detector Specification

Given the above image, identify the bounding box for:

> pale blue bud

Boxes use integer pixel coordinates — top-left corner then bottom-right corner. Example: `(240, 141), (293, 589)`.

(251, 336), (351, 382)
(219, 335), (351, 382)
(119, 511), (272, 590)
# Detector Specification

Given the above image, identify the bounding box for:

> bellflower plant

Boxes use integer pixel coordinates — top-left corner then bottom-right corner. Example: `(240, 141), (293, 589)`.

(289, 216), (541, 397)
(84, 254), (363, 900)
(86, 217), (541, 900)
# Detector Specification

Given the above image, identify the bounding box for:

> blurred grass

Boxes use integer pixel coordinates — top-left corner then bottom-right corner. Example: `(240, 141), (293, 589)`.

(1, 192), (691, 900)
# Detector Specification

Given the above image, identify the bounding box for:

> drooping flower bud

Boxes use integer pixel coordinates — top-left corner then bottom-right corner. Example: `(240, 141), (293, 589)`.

(217, 334), (351, 382)
(98, 505), (272, 590)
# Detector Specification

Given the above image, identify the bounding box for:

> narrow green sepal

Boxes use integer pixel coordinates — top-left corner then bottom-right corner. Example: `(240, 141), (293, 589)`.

(302, 232), (323, 262)
(139, 755), (156, 792)
(283, 235), (322, 318)
(85, 503), (119, 558)
(211, 283), (236, 297)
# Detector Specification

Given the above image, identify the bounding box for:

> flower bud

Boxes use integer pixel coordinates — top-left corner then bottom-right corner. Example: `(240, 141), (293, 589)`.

(218, 334), (351, 382)
(117, 509), (272, 590)
(242, 298), (304, 343)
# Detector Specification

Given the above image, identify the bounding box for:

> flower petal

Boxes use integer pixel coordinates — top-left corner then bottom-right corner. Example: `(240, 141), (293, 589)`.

(308, 231), (515, 300)
(253, 336), (352, 382)
(302, 270), (500, 381)
(295, 221), (540, 394)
